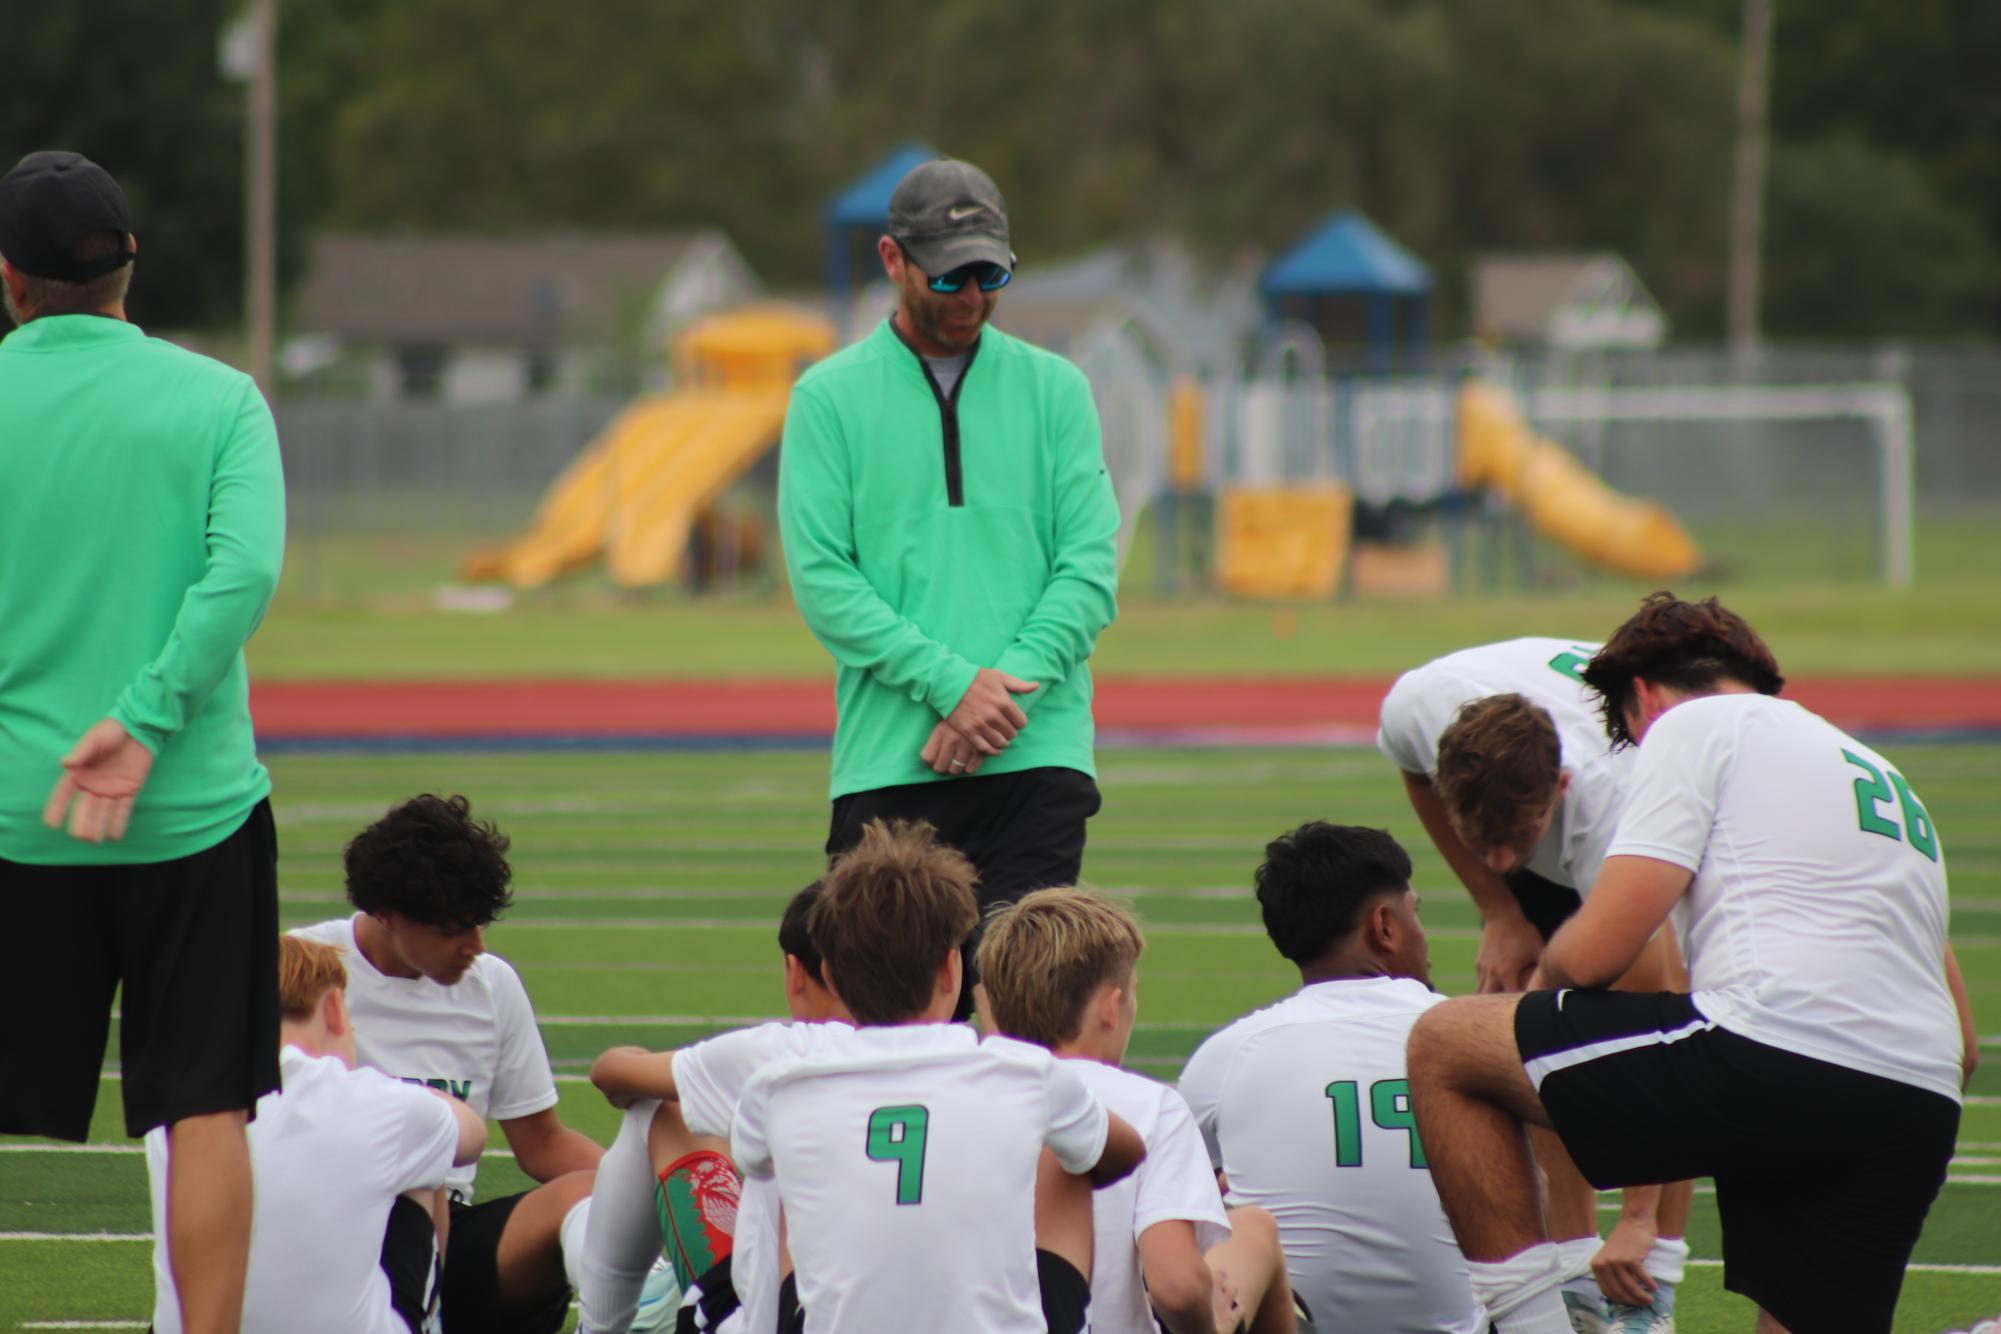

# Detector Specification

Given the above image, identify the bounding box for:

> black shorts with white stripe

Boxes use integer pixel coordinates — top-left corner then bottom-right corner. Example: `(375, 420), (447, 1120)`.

(1514, 988), (1959, 1334)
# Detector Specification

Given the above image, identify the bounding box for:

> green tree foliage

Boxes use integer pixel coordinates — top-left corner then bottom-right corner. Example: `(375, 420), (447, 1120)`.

(1, 0), (245, 330)
(1632, 0), (2001, 336)
(7, 0), (1991, 340)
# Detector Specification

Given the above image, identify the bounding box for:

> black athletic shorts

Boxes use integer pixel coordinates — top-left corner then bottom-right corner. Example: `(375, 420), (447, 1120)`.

(829, 766), (1101, 1019)
(775, 1249), (1090, 1334)
(1502, 866), (1583, 943)
(443, 1193), (570, 1334)
(1517, 989), (1959, 1333)
(0, 799), (280, 1140)
(381, 1192), (443, 1333)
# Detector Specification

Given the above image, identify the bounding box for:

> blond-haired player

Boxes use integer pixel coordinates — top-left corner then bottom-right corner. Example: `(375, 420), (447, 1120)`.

(147, 936), (486, 1334)
(977, 887), (1297, 1334)
(730, 819), (1147, 1334)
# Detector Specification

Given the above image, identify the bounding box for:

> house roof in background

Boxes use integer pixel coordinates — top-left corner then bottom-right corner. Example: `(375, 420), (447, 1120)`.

(1471, 252), (1665, 347)
(299, 232), (735, 344)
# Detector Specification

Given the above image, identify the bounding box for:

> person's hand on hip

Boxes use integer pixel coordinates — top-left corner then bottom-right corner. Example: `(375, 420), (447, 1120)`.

(945, 668), (1037, 756)
(43, 718), (155, 844)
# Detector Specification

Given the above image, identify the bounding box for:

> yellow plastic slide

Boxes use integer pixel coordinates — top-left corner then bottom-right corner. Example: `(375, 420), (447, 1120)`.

(465, 306), (833, 589)
(1457, 380), (1700, 581)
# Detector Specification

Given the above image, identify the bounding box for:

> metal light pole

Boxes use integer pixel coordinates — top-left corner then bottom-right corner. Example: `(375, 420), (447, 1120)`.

(1727, 0), (1772, 356)
(246, 0), (277, 396)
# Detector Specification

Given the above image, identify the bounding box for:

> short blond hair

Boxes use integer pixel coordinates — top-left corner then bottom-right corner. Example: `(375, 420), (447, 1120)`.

(977, 888), (1144, 1048)
(278, 935), (347, 1020)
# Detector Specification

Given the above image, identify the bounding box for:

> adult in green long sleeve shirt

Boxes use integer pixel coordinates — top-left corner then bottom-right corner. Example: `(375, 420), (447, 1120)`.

(780, 159), (1119, 1011)
(0, 152), (283, 1334)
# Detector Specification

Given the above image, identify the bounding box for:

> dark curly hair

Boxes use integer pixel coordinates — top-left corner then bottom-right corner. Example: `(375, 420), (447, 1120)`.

(1582, 592), (1785, 748)
(1254, 822), (1412, 966)
(343, 794), (514, 928)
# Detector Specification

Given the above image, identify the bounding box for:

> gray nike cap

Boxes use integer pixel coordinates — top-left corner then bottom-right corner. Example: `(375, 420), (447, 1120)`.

(887, 158), (1013, 277)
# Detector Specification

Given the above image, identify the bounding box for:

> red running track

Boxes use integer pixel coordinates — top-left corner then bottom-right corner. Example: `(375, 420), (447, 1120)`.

(249, 676), (2001, 741)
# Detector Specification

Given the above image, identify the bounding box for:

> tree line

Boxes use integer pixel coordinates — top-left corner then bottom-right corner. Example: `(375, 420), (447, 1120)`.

(7, 0), (1994, 343)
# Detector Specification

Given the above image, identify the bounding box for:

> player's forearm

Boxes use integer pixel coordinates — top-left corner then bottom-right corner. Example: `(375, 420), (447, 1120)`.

(1615, 1183), (1662, 1227)
(590, 1046), (678, 1103)
(113, 396), (284, 749)
(510, 1123), (605, 1181)
(1087, 1111), (1147, 1187)
(504, 1120), (604, 1184)
(1946, 944), (1979, 1088)
(990, 466), (1120, 706)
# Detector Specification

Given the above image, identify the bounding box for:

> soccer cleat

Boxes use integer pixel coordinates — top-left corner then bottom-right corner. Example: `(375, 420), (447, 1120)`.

(1605, 1288), (1675, 1334)
(1562, 1286), (1611, 1334)
(627, 1256), (684, 1334)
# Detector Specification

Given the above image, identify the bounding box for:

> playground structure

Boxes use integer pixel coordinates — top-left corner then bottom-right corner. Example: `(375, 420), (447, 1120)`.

(463, 165), (1706, 598)
(463, 306), (833, 589)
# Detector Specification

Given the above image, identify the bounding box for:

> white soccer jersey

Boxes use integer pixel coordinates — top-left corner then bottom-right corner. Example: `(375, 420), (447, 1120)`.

(148, 1045), (459, 1334)
(732, 1024), (1109, 1334)
(673, 1022), (847, 1334)
(291, 916), (559, 1201)
(1377, 637), (1630, 889)
(1179, 978), (1484, 1334)
(1605, 693), (1963, 1101)
(1071, 1060), (1230, 1334)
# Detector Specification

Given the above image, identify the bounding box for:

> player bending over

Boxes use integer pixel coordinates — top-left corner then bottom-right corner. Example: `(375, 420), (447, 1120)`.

(1381, 637), (1693, 1329)
(1179, 822), (1485, 1334)
(976, 886), (1298, 1334)
(293, 794), (604, 1334)
(1408, 593), (1969, 1334)
(728, 818), (1146, 1334)
(579, 881), (853, 1334)
(148, 935), (486, 1333)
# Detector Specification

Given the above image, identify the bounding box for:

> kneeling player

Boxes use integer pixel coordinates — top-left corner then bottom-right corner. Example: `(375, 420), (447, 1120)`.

(1408, 594), (1968, 1334)
(977, 886), (1298, 1334)
(148, 936), (487, 1333)
(731, 819), (1147, 1334)
(1381, 638), (1692, 1327)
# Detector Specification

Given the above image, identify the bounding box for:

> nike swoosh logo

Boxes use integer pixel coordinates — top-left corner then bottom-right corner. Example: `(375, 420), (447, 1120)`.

(946, 205), (984, 222)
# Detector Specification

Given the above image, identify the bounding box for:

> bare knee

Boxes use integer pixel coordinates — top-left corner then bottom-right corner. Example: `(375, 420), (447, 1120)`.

(1407, 995), (1549, 1125)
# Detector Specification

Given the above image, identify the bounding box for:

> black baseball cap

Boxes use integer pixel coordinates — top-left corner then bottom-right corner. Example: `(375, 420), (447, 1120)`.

(887, 158), (1013, 277)
(0, 151), (136, 282)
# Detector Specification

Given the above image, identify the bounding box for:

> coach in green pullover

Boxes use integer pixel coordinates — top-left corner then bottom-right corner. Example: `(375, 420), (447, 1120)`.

(0, 151), (283, 1334)
(779, 159), (1119, 1005)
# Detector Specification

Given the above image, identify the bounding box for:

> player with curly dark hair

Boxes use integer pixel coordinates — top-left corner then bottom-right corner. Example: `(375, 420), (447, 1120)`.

(1407, 595), (1971, 1334)
(294, 795), (605, 1334)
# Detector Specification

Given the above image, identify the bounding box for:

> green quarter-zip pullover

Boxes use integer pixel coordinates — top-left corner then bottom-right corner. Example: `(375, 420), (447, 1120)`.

(779, 319), (1119, 799)
(0, 315), (284, 863)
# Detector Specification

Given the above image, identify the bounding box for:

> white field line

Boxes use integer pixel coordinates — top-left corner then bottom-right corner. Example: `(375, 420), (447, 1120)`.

(9, 1232), (2000, 1283)
(22, 1324), (148, 1330)
(12, 1134), (1995, 1185)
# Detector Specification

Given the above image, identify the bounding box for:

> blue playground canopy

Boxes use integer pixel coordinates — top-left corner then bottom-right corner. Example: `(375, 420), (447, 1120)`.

(824, 142), (938, 335)
(1261, 209), (1432, 371)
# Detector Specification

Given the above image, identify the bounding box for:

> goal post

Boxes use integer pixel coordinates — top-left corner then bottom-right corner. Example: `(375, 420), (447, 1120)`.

(1523, 383), (1916, 588)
